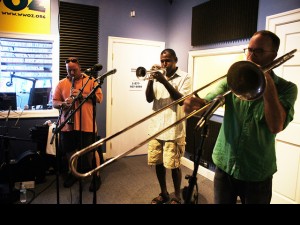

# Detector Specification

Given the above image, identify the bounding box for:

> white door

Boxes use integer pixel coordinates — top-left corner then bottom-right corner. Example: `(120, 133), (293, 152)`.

(106, 37), (165, 159)
(266, 8), (300, 204)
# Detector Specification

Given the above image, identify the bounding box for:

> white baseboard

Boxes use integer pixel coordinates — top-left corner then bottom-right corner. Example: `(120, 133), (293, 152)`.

(181, 157), (215, 181)
(103, 153), (215, 181)
(271, 192), (297, 204)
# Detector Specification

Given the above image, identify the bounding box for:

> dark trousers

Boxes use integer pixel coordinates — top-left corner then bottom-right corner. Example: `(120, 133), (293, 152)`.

(214, 167), (272, 204)
(60, 131), (98, 173)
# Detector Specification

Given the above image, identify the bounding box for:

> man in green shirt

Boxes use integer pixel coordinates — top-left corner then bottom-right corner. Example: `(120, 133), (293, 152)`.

(183, 30), (298, 204)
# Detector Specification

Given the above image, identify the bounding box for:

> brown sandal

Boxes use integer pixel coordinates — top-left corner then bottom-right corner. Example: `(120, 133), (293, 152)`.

(170, 197), (181, 204)
(151, 193), (170, 204)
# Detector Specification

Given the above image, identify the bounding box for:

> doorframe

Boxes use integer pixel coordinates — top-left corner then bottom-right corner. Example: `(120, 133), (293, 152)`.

(266, 8), (300, 32)
(266, 8), (300, 204)
(106, 36), (165, 158)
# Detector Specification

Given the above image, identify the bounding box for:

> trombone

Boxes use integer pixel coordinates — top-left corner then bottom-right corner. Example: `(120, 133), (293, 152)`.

(70, 49), (297, 179)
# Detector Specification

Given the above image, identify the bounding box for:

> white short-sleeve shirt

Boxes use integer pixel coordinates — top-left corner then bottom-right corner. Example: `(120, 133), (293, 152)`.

(148, 69), (192, 141)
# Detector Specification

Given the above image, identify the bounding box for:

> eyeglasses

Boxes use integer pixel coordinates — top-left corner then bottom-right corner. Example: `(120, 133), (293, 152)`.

(65, 58), (78, 63)
(243, 48), (276, 56)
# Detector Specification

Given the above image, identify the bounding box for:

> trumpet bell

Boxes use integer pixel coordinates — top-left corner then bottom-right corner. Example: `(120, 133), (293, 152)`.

(227, 61), (266, 101)
(135, 66), (166, 80)
(136, 66), (147, 79)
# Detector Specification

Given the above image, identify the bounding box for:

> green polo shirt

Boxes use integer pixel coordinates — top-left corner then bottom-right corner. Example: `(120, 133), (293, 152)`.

(204, 72), (297, 181)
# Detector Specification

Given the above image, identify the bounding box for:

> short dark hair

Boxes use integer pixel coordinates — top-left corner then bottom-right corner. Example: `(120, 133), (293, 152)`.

(161, 48), (178, 62)
(253, 30), (280, 52)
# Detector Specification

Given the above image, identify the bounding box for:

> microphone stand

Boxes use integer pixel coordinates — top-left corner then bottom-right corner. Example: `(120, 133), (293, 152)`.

(77, 75), (99, 204)
(91, 77), (98, 204)
(78, 92), (83, 205)
(88, 71), (115, 203)
(74, 77), (103, 204)
(183, 122), (208, 204)
(53, 108), (63, 204)
(183, 94), (225, 204)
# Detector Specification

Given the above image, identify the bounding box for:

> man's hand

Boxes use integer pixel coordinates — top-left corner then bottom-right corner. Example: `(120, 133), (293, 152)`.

(184, 96), (207, 113)
(61, 97), (73, 109)
(152, 71), (166, 83)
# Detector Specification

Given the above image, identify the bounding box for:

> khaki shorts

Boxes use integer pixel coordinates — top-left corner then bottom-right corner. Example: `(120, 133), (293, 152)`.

(148, 137), (186, 169)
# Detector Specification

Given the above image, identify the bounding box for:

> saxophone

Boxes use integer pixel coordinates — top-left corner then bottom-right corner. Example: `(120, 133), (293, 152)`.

(67, 76), (75, 124)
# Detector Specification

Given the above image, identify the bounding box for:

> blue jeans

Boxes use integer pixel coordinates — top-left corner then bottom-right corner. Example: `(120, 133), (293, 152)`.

(214, 167), (272, 204)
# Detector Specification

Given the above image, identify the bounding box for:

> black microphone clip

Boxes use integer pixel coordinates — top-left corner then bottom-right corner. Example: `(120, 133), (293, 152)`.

(195, 95), (225, 131)
(94, 69), (117, 83)
(85, 64), (103, 75)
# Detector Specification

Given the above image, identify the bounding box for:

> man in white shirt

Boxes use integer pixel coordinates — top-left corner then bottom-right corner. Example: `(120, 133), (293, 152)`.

(146, 49), (192, 204)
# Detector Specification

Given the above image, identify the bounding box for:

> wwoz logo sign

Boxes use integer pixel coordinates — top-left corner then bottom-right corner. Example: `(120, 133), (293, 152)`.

(1, 0), (47, 18)
(0, 0), (51, 34)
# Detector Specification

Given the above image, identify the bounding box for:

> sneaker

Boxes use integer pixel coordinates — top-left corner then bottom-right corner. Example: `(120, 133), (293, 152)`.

(89, 175), (102, 192)
(63, 173), (78, 188)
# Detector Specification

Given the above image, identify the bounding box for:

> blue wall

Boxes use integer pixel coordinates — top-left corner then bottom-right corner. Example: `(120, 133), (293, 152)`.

(61, 0), (300, 143)
(166, 0), (300, 70)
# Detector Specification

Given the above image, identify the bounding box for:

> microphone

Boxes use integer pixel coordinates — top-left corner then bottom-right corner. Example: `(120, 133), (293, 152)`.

(84, 64), (103, 74)
(94, 69), (117, 82)
(195, 95), (225, 131)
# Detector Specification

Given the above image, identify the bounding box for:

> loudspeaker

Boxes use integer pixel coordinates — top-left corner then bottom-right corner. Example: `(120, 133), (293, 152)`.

(186, 115), (222, 169)
(13, 150), (46, 183)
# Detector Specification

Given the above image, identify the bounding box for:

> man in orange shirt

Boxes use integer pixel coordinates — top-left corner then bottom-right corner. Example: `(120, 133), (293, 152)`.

(53, 57), (103, 192)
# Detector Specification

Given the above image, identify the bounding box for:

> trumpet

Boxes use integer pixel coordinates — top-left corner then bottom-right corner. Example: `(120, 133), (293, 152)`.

(70, 49), (297, 179)
(134, 66), (166, 80)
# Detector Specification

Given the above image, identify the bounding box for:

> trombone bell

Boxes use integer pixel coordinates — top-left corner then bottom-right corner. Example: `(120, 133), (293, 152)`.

(227, 61), (266, 101)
